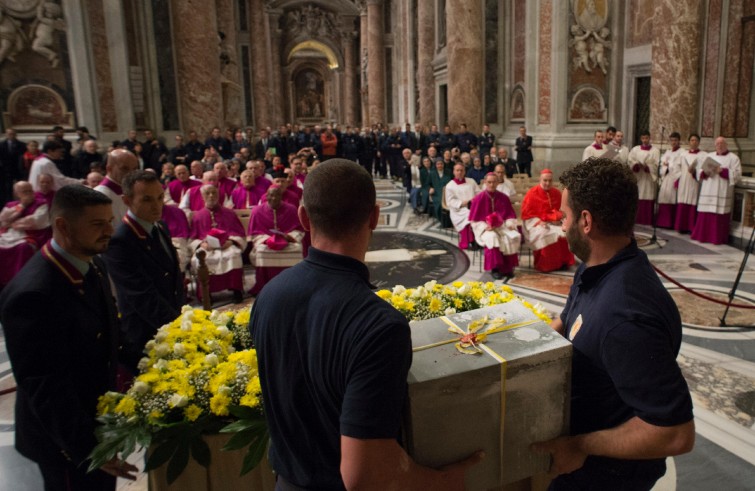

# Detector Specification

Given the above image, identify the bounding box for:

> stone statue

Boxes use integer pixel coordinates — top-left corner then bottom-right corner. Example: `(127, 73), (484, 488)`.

(569, 0), (611, 75)
(0, 7), (25, 66)
(31, 1), (66, 68)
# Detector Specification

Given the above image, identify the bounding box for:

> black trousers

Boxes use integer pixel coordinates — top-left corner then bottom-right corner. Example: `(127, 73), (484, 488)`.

(38, 458), (116, 491)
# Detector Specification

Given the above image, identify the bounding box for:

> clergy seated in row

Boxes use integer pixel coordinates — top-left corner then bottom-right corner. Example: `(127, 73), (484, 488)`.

(248, 186), (304, 296)
(290, 157), (307, 189)
(469, 173), (521, 280)
(262, 168), (302, 207)
(692, 136), (742, 244)
(0, 182), (51, 290)
(162, 203), (191, 271)
(34, 173), (55, 207)
(94, 148), (139, 224)
(493, 164), (516, 197)
(189, 185), (247, 304)
(429, 159), (451, 225)
(521, 169), (575, 272)
(231, 169), (269, 209)
(656, 132), (683, 229)
(215, 161), (238, 200)
(165, 164), (200, 205)
(627, 131), (659, 226)
(445, 163), (479, 249)
(180, 170), (232, 213)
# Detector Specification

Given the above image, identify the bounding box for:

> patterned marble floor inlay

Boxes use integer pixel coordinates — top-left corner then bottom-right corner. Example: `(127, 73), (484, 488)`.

(508, 272), (575, 296)
(678, 354), (755, 428)
(671, 290), (755, 327)
(366, 231), (469, 288)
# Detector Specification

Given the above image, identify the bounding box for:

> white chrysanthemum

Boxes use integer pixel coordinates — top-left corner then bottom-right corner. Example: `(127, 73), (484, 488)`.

(458, 283), (471, 295)
(173, 343), (186, 356)
(204, 353), (219, 366)
(216, 325), (230, 337)
(154, 359), (168, 370)
(218, 385), (232, 396)
(132, 381), (149, 395)
(180, 320), (192, 331)
(168, 393), (189, 408)
(154, 331), (167, 342)
(181, 305), (193, 314)
(144, 340), (156, 351)
(392, 285), (406, 295)
(480, 297), (490, 305)
(154, 343), (170, 358)
(137, 357), (150, 371)
(411, 287), (425, 298)
(444, 308), (456, 316)
(424, 280), (437, 290)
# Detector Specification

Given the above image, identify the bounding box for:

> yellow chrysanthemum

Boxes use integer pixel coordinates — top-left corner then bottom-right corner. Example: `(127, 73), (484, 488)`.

(239, 393), (260, 408)
(376, 290), (391, 300)
(114, 396), (137, 416)
(233, 310), (250, 327)
(184, 404), (203, 422)
(210, 393), (232, 416)
(429, 297), (442, 312)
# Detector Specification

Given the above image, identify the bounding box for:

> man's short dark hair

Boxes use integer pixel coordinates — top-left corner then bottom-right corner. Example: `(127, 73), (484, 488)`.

(670, 131), (681, 140)
(122, 170), (159, 197)
(605, 126), (617, 133)
(640, 130), (650, 138)
(42, 140), (64, 153)
(51, 185), (112, 221)
(688, 133), (700, 141)
(302, 159), (375, 240)
(560, 158), (638, 236)
(52, 125), (64, 132)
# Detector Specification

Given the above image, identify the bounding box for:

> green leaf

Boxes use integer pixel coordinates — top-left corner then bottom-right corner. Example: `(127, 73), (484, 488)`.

(190, 435), (211, 468)
(219, 418), (264, 434)
(166, 440), (191, 485)
(144, 438), (180, 472)
(222, 427), (261, 451)
(240, 433), (269, 476)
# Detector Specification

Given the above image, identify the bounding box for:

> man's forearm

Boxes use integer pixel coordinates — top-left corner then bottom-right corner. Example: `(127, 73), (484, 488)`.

(576, 417), (695, 460)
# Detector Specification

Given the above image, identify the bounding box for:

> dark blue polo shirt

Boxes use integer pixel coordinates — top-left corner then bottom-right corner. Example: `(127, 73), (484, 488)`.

(250, 247), (412, 490)
(558, 239), (693, 483)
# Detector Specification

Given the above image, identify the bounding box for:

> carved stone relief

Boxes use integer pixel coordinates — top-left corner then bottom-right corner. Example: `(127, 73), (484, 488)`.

(285, 4), (341, 42)
(569, 0), (610, 75)
(0, 0), (66, 68)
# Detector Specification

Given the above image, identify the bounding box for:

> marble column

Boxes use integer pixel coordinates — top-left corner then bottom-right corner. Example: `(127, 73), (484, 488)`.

(249, 0), (271, 128)
(216, 0), (242, 128)
(86, 0), (117, 132)
(417, 0), (436, 126)
(367, 0), (386, 125)
(649, 0), (703, 141)
(446, 0), (483, 133)
(343, 30), (358, 126)
(170, 0), (223, 135)
(268, 11), (284, 125)
(360, 9), (369, 126)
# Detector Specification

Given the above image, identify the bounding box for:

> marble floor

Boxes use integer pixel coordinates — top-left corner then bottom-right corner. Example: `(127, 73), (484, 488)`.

(1, 178), (754, 490)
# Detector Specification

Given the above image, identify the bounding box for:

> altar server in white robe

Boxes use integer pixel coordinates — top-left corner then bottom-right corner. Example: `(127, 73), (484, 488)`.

(611, 130), (630, 165)
(656, 132), (684, 228)
(675, 134), (704, 233)
(582, 130), (605, 161)
(628, 131), (660, 226)
(691, 137), (741, 245)
(444, 163), (479, 249)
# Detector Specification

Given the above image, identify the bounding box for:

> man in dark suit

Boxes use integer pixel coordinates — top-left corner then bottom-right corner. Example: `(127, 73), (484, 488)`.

(515, 125), (533, 177)
(0, 185), (137, 490)
(103, 170), (185, 373)
(205, 126), (233, 160)
(0, 128), (27, 206)
(254, 129), (272, 160)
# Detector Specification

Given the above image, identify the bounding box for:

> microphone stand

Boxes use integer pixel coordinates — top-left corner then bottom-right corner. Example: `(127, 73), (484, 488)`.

(648, 127), (665, 248)
(721, 219), (755, 326)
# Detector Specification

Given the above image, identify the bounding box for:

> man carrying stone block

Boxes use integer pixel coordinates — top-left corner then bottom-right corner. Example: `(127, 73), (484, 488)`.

(533, 158), (694, 490)
(251, 159), (482, 490)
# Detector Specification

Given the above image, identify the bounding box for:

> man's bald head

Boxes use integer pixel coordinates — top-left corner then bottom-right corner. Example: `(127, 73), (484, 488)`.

(106, 148), (138, 184)
(13, 181), (35, 206)
(202, 171), (218, 185)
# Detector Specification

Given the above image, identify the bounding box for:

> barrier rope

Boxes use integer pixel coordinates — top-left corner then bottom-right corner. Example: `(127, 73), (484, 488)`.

(0, 386), (16, 396)
(651, 263), (755, 309)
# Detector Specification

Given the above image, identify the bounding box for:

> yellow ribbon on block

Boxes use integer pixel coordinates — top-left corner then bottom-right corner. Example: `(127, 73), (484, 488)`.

(412, 315), (538, 485)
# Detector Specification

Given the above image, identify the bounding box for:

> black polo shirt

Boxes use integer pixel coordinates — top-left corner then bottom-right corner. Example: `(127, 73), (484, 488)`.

(559, 239), (693, 480)
(250, 247), (412, 490)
